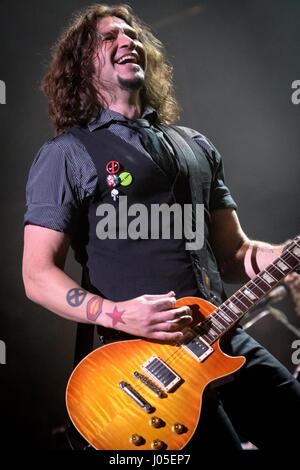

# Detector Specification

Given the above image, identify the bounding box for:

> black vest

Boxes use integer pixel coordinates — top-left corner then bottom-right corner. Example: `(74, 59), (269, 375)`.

(69, 126), (226, 306)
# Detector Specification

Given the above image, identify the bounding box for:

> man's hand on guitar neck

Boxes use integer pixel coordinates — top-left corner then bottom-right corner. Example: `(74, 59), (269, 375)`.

(210, 209), (300, 283)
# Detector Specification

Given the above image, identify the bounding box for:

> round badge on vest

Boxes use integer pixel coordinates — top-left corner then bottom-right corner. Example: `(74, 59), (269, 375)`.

(119, 171), (133, 187)
(111, 188), (119, 201)
(106, 174), (120, 187)
(106, 160), (121, 175)
(105, 161), (133, 200)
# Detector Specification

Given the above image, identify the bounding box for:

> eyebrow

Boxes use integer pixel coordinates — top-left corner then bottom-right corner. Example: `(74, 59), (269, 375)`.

(99, 25), (138, 38)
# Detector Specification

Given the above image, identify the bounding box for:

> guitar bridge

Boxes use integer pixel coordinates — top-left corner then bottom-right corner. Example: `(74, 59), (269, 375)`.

(119, 381), (154, 413)
(133, 371), (166, 398)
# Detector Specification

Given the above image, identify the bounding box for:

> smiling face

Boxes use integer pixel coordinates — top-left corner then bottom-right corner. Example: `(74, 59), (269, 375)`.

(93, 16), (146, 97)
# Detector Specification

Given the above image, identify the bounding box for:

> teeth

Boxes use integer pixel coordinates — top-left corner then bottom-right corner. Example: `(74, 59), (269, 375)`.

(116, 55), (137, 65)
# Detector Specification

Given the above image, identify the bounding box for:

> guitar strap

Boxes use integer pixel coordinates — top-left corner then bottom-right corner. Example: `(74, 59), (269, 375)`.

(158, 124), (212, 271)
(73, 124), (214, 365)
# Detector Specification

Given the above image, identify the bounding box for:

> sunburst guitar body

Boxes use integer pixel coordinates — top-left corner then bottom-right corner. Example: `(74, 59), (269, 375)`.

(66, 296), (245, 450)
(66, 237), (300, 450)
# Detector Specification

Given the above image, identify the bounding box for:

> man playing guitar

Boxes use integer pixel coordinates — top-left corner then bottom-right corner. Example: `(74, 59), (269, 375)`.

(23, 3), (300, 451)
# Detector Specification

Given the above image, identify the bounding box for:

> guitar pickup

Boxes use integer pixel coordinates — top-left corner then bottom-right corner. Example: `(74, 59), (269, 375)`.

(141, 356), (182, 392)
(182, 329), (213, 362)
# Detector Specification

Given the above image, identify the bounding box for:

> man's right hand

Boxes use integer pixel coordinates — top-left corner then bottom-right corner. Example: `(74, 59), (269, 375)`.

(105, 291), (193, 342)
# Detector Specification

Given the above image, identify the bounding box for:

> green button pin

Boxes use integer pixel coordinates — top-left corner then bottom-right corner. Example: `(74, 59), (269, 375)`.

(119, 171), (133, 187)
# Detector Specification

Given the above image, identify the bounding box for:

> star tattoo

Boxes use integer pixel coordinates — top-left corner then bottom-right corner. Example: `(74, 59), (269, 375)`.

(105, 306), (126, 328)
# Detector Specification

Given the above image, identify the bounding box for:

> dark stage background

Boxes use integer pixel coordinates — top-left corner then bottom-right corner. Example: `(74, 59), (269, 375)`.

(0, 0), (300, 449)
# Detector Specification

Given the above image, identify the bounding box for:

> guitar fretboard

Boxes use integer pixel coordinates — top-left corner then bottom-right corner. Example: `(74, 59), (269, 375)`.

(194, 237), (300, 345)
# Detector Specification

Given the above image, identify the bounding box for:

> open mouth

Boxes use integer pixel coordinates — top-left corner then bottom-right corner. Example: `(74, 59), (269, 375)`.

(114, 54), (143, 69)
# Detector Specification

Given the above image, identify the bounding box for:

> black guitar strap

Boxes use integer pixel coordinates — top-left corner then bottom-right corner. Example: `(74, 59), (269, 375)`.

(157, 124), (214, 296)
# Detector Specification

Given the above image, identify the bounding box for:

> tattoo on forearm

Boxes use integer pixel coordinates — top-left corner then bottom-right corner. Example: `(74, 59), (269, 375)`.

(66, 288), (87, 307)
(87, 296), (104, 321)
(105, 305), (126, 327)
(84, 296), (126, 326)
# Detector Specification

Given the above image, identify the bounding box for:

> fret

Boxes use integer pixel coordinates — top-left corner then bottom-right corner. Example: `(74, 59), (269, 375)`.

(203, 322), (217, 337)
(192, 323), (213, 344)
(231, 294), (248, 312)
(284, 251), (300, 268)
(212, 315), (227, 331)
(195, 321), (209, 336)
(209, 316), (225, 332)
(201, 334), (213, 345)
(222, 303), (239, 321)
(226, 301), (241, 317)
(201, 320), (218, 336)
(274, 259), (290, 274)
(255, 277), (270, 292)
(217, 308), (235, 324)
(268, 264), (285, 281)
(241, 287), (257, 302)
(214, 311), (231, 327)
(202, 333), (214, 344)
(236, 291), (253, 309)
(261, 271), (276, 285)
(286, 248), (300, 262)
(201, 320), (220, 338)
(195, 326), (212, 344)
(204, 329), (218, 342)
(248, 280), (265, 296)
(290, 245), (300, 257)
(197, 322), (218, 343)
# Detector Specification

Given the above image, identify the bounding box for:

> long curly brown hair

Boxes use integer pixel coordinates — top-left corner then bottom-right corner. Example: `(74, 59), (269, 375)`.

(41, 3), (180, 134)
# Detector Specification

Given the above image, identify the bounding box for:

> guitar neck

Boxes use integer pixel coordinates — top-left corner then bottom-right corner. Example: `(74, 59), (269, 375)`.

(196, 237), (300, 345)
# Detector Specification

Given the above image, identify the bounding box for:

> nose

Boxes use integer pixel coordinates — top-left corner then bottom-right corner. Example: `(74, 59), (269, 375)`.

(118, 32), (136, 50)
(116, 30), (145, 67)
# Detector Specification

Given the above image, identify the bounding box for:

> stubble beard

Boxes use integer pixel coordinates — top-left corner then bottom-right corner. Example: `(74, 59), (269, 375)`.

(117, 72), (144, 91)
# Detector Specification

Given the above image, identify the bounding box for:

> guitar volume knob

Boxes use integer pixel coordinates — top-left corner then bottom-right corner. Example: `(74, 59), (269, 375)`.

(149, 416), (164, 428)
(151, 439), (165, 450)
(172, 422), (187, 434)
(129, 434), (144, 446)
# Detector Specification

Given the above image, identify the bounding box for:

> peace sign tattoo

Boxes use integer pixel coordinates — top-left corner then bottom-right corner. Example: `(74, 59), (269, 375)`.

(66, 288), (87, 307)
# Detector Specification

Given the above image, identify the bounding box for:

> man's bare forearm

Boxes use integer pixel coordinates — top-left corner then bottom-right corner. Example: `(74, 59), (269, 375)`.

(23, 265), (194, 341)
(221, 239), (284, 283)
(23, 264), (113, 327)
(210, 209), (289, 284)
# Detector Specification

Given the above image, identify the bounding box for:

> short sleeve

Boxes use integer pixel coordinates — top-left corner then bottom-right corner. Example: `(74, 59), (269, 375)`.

(205, 138), (238, 211)
(178, 126), (237, 211)
(24, 140), (82, 235)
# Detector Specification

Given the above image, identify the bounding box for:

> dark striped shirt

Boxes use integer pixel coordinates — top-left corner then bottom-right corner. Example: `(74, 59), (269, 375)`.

(24, 106), (237, 235)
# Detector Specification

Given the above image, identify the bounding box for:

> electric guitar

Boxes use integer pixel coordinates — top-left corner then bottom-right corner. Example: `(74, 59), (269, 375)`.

(66, 237), (300, 450)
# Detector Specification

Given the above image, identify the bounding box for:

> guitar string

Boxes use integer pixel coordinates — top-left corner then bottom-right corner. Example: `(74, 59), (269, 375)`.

(130, 245), (300, 395)
(126, 243), (298, 391)
(131, 276), (274, 395)
(71, 244), (300, 438)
